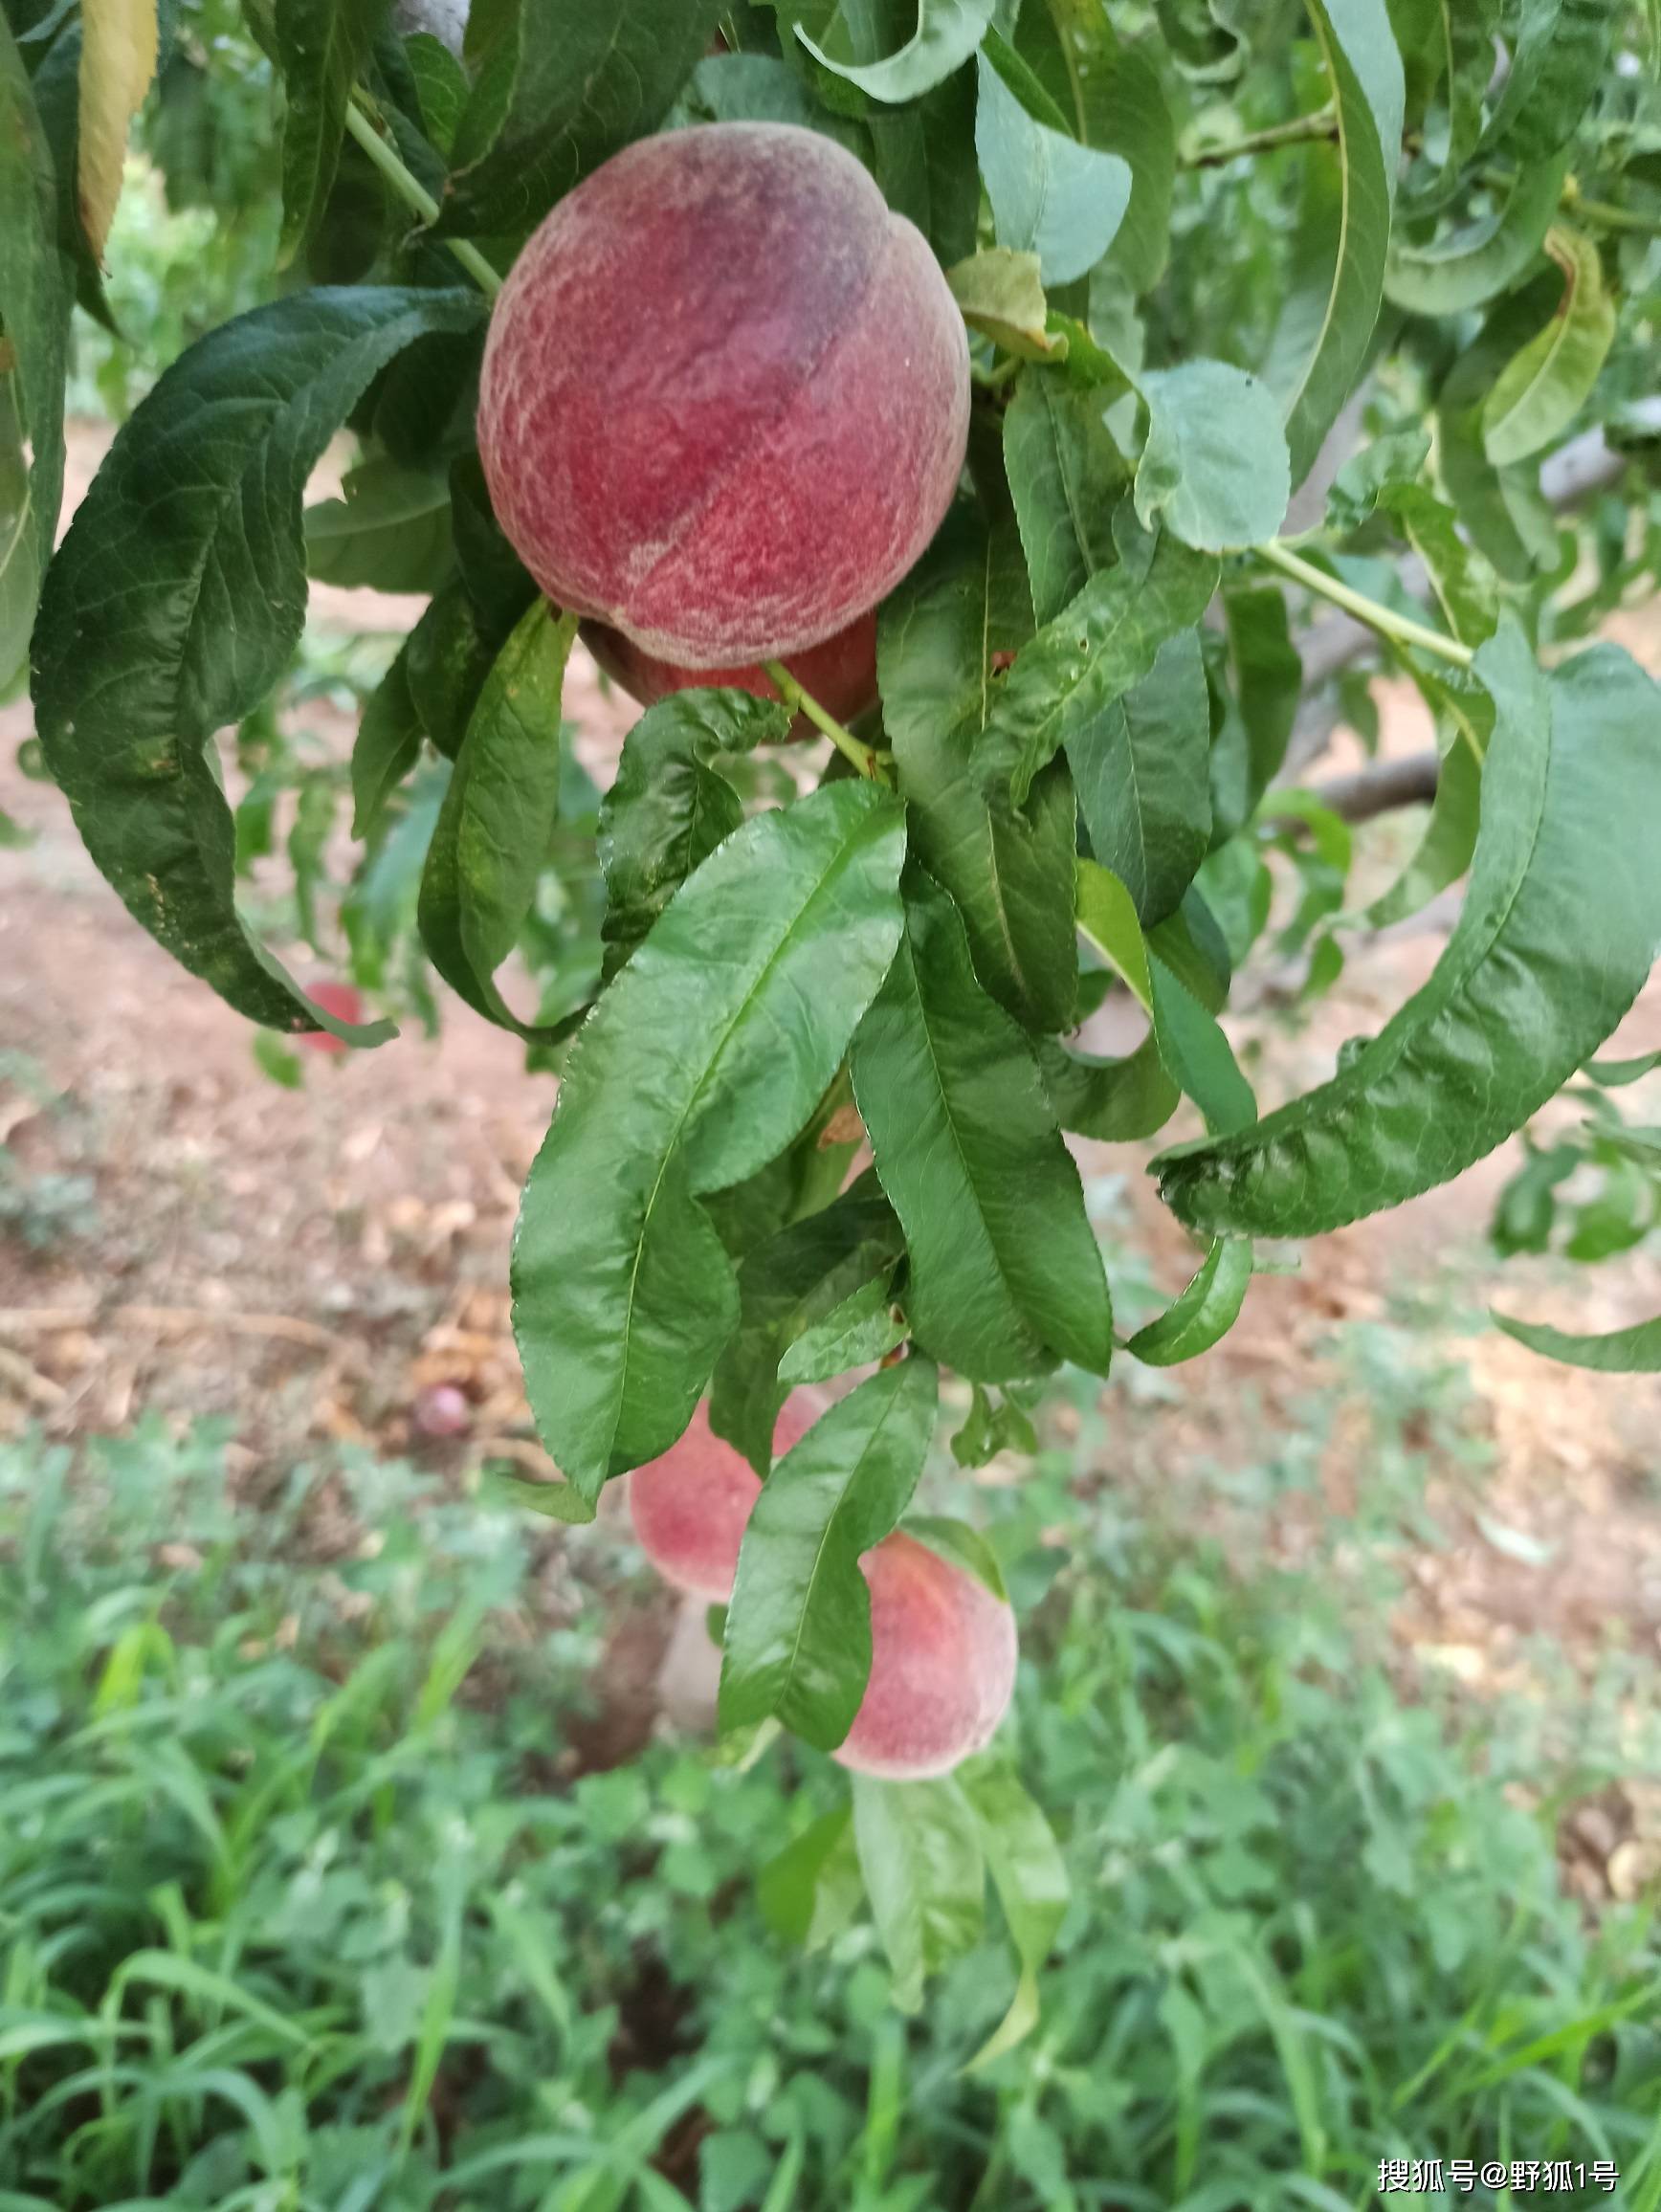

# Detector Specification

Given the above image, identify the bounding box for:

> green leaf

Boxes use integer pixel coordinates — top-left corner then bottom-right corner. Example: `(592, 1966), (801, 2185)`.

(960, 1764), (1069, 2069)
(1272, 0), (1405, 486)
(1208, 585), (1302, 841)
(1481, 226), (1615, 468)
(1157, 628), (1661, 1238)
(1493, 1309), (1661, 1375)
(1435, 268), (1564, 582)
(797, 0), (996, 102)
(1385, 152), (1567, 316)
(720, 1356), (939, 1746)
(777, 1272), (906, 1382)
(850, 865), (1114, 1382)
(440, 0), (724, 237)
(513, 783), (906, 1497)
(1015, 0), (1173, 296)
(758, 1807), (863, 1948)
(946, 247), (1062, 360)
(0, 14), (67, 663)
(1352, 722), (1480, 930)
(350, 641), (423, 840)
(1484, 0), (1616, 166)
(878, 502), (1079, 1035)
(597, 688), (790, 983)
(852, 1774), (986, 2012)
(1075, 858), (1255, 1136)
(304, 456), (454, 593)
(1126, 1237), (1253, 1364)
(1003, 368), (1130, 626)
(32, 287), (481, 1037)
(1038, 1030), (1180, 1142)
(980, 529), (1220, 809)
(711, 1174), (905, 1473)
(404, 29), (468, 155)
(1135, 361), (1291, 553)
(273, 0), (389, 263)
(417, 601), (579, 1036)
(974, 49), (1129, 286)
(1585, 1051), (1661, 1089)
(1070, 628), (1211, 928)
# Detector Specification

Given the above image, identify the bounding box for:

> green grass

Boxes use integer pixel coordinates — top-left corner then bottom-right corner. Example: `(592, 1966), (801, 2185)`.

(2, 1344), (1659, 2210)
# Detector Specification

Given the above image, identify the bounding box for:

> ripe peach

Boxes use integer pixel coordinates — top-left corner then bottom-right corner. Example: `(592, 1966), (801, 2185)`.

(628, 1393), (817, 1603)
(834, 1532), (1017, 1781)
(300, 981), (363, 1052)
(582, 608), (878, 736)
(477, 122), (969, 667)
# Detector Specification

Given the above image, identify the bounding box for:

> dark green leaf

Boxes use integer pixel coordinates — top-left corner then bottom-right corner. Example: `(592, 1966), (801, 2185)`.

(1484, 0), (1616, 166)
(851, 866), (1114, 1382)
(878, 503), (1079, 1035)
(403, 28), (467, 155)
(853, 1774), (986, 2013)
(1435, 268), (1564, 581)
(1135, 361), (1291, 553)
(959, 1764), (1069, 2068)
(1039, 1030), (1180, 1142)
(513, 783), (906, 1498)
(974, 48), (1129, 285)
(1353, 722), (1480, 930)
(597, 688), (790, 982)
(796, 0), (995, 101)
(1481, 226), (1614, 468)
(439, 0), (724, 236)
(1585, 1051), (1661, 1089)
(1071, 628), (1211, 928)
(273, 0), (389, 263)
(32, 287), (481, 1037)
(720, 1356), (939, 1747)
(417, 601), (579, 1035)
(777, 1272), (906, 1382)
(1493, 1309), (1661, 1375)
(0, 14), (67, 665)
(1002, 367), (1130, 624)
(1207, 585), (1302, 842)
(350, 641), (423, 839)
(1126, 1237), (1253, 1364)
(1157, 628), (1661, 1238)
(406, 577), (499, 758)
(304, 456), (454, 592)
(711, 1174), (904, 1473)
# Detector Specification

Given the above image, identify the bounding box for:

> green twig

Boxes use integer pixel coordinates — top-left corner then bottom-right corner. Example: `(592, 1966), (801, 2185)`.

(1256, 541), (1476, 671)
(1182, 106), (1338, 168)
(763, 661), (889, 782)
(343, 100), (503, 299)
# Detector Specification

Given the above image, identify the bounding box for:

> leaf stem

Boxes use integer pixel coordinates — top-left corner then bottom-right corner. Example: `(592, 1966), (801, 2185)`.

(1182, 106), (1338, 168)
(1255, 541), (1475, 670)
(1564, 190), (1661, 236)
(762, 661), (889, 782)
(343, 100), (503, 299)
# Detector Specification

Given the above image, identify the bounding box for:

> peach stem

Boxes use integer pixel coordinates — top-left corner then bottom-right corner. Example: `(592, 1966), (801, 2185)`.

(762, 661), (890, 783)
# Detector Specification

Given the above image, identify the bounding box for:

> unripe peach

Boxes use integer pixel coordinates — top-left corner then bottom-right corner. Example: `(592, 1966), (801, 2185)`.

(628, 1394), (817, 1603)
(477, 123), (969, 667)
(582, 608), (878, 736)
(834, 1532), (1017, 1781)
(300, 980), (363, 1052)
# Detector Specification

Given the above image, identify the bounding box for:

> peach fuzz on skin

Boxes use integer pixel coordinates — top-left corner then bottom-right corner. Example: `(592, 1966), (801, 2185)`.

(627, 1394), (817, 1604)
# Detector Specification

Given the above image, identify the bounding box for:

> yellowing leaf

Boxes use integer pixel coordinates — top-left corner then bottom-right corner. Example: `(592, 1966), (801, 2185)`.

(78, 0), (157, 262)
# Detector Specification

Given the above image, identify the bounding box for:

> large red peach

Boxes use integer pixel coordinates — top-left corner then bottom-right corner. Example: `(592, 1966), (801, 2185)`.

(628, 1394), (817, 1604)
(834, 1532), (1017, 1781)
(476, 123), (969, 667)
(582, 608), (879, 736)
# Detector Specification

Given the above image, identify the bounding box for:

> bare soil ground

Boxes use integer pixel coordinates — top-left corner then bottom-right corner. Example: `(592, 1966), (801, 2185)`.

(4, 423), (1660, 1870)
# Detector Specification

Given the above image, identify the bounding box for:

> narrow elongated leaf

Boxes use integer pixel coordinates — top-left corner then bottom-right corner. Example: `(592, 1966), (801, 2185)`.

(1273, 0), (1404, 485)
(1586, 1052), (1661, 1089)
(1481, 226), (1614, 467)
(1494, 1310), (1661, 1374)
(851, 866), (1113, 1382)
(778, 1272), (906, 1382)
(598, 689), (790, 981)
(0, 16), (67, 652)
(1070, 629), (1210, 928)
(273, 0), (386, 261)
(1127, 1238), (1253, 1364)
(1436, 268), (1564, 582)
(514, 784), (906, 1496)
(440, 0), (723, 236)
(878, 503), (1080, 1034)
(1003, 368), (1129, 624)
(1135, 362), (1291, 553)
(975, 49), (1129, 286)
(979, 532), (1220, 807)
(304, 457), (454, 592)
(711, 1175), (904, 1473)
(1076, 859), (1255, 1135)
(961, 1765), (1070, 2069)
(1386, 153), (1567, 316)
(1157, 628), (1661, 1238)
(798, 0), (996, 101)
(1208, 586), (1302, 841)
(418, 602), (579, 1035)
(720, 1357), (939, 1746)
(350, 643), (423, 839)
(1485, 0), (1615, 166)
(852, 1775), (986, 2013)
(1353, 722), (1480, 930)
(78, 0), (156, 259)
(33, 287), (482, 1036)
